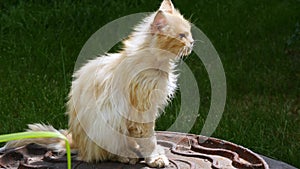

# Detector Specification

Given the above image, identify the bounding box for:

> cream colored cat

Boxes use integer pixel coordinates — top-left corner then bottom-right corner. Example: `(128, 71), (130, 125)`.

(2, 0), (194, 167)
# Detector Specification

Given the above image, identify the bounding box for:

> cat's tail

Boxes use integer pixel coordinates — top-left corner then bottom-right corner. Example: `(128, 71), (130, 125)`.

(0, 123), (76, 152)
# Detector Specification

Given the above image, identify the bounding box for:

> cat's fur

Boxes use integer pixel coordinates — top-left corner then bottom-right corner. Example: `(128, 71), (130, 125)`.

(2, 0), (194, 167)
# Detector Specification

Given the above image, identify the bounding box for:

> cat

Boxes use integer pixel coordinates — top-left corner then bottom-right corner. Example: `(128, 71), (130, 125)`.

(2, 0), (194, 167)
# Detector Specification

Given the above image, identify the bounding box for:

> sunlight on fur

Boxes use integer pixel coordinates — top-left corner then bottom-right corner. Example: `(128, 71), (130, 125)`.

(2, 0), (194, 168)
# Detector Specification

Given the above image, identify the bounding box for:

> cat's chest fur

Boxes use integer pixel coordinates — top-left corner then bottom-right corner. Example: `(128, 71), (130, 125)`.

(97, 51), (177, 118)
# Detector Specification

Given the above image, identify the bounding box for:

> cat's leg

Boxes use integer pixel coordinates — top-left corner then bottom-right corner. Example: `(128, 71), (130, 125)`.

(129, 122), (169, 168)
(110, 138), (140, 164)
(147, 147), (169, 168)
(139, 136), (169, 168)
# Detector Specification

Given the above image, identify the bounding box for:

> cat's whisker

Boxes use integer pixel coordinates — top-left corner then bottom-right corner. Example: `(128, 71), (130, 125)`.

(181, 47), (185, 58)
(177, 47), (184, 59)
(184, 46), (188, 56)
(194, 39), (204, 44)
(182, 47), (185, 57)
(183, 54), (188, 62)
(176, 49), (180, 59)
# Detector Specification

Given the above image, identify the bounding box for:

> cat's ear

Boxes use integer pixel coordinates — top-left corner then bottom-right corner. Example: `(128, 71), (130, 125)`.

(159, 0), (175, 14)
(151, 11), (168, 33)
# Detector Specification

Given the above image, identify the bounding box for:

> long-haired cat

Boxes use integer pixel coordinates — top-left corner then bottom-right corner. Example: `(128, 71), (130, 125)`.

(2, 0), (194, 167)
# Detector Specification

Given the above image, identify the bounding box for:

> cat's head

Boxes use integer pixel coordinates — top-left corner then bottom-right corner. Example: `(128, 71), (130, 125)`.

(150, 0), (194, 58)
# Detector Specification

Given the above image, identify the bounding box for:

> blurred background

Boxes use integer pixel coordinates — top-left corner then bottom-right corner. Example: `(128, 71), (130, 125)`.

(0, 0), (299, 167)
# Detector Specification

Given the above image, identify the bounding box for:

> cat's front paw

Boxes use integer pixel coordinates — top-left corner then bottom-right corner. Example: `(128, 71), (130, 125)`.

(146, 154), (169, 168)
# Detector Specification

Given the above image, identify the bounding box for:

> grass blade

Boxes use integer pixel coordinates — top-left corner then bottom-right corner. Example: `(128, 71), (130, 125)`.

(0, 131), (71, 169)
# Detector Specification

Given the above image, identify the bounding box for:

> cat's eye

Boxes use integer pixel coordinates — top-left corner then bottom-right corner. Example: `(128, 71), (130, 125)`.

(179, 33), (186, 39)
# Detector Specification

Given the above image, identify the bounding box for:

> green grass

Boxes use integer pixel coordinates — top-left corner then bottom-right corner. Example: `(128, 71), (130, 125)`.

(0, 0), (299, 167)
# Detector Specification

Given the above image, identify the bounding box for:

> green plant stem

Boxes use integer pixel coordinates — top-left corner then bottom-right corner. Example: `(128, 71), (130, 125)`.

(0, 131), (71, 169)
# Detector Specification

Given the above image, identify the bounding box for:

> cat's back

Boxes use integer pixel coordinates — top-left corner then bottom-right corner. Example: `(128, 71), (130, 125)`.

(73, 53), (123, 81)
(70, 53), (124, 99)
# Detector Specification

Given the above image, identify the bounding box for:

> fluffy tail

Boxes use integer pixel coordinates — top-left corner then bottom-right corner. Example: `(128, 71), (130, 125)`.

(0, 123), (75, 152)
